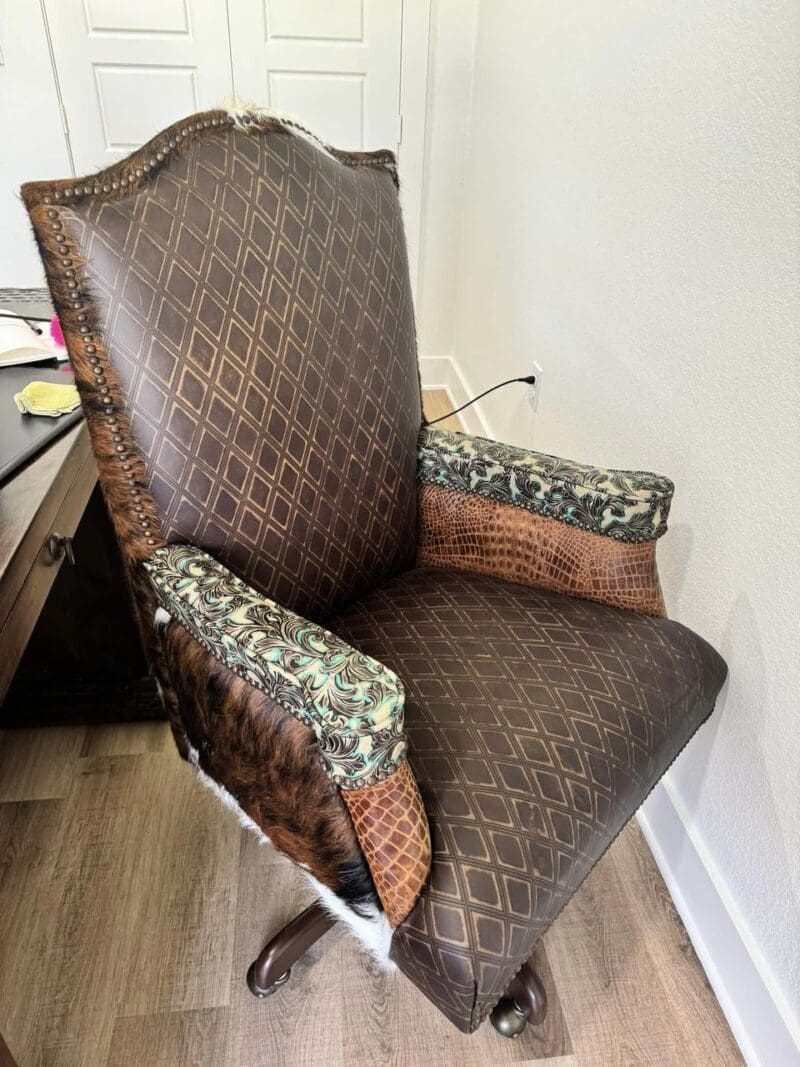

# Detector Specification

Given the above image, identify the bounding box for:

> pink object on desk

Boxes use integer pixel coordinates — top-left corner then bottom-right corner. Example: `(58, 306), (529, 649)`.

(50, 315), (65, 348)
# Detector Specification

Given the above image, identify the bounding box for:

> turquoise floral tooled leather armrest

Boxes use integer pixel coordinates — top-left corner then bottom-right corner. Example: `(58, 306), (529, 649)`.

(143, 543), (430, 925)
(417, 426), (674, 616)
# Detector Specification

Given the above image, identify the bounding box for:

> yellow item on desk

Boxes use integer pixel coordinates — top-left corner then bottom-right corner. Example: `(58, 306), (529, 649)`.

(13, 380), (81, 418)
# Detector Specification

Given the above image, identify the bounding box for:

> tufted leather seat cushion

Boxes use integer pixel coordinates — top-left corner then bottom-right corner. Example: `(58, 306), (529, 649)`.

(329, 566), (727, 1032)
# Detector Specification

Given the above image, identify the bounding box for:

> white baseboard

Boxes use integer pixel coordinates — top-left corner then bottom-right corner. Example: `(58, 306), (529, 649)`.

(419, 354), (491, 436)
(639, 785), (800, 1067)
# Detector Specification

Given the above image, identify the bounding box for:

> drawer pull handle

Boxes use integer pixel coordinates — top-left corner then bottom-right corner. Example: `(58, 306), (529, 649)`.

(47, 533), (76, 565)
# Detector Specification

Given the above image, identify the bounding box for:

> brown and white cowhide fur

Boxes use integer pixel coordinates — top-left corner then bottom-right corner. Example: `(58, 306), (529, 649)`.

(155, 610), (393, 965)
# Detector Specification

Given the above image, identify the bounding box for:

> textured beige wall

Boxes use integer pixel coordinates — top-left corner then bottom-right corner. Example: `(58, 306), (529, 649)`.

(436, 0), (800, 1043)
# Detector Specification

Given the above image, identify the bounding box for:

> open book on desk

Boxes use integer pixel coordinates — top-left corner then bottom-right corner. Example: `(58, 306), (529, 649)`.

(0, 309), (68, 368)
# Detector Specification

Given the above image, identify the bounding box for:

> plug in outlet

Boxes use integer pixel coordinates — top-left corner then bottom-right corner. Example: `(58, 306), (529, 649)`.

(528, 362), (543, 413)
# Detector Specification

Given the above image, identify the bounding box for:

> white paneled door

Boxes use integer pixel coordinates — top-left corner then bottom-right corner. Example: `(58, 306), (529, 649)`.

(4, 1), (426, 293)
(42, 0), (233, 173)
(228, 0), (403, 154)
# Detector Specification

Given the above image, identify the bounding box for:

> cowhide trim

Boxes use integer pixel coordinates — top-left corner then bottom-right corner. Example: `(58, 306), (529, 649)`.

(158, 614), (378, 910)
(144, 544), (407, 790)
(417, 483), (667, 617)
(147, 544), (432, 922)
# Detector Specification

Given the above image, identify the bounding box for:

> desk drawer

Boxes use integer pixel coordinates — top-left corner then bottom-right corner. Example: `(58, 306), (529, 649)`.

(0, 426), (97, 702)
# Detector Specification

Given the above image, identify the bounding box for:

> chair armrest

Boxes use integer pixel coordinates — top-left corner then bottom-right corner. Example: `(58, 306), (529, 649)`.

(143, 543), (430, 925)
(417, 426), (674, 615)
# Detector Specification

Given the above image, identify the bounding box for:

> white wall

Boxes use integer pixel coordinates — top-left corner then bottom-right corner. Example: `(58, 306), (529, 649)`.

(421, 0), (800, 1059)
(415, 0), (479, 360)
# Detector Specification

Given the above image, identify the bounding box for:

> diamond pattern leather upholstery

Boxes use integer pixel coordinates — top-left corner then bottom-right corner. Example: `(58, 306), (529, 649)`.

(47, 119), (420, 618)
(329, 566), (727, 1032)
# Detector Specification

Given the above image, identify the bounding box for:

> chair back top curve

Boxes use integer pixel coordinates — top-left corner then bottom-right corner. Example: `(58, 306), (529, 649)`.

(22, 109), (422, 620)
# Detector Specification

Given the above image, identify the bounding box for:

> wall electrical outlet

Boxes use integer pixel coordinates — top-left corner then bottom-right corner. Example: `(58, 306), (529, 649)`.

(528, 362), (543, 412)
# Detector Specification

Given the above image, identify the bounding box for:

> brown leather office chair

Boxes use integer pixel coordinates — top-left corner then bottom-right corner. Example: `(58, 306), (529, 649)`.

(22, 109), (726, 1037)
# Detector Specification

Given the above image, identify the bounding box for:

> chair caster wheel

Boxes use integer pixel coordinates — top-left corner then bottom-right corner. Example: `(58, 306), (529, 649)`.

(246, 961), (291, 998)
(490, 996), (529, 1039)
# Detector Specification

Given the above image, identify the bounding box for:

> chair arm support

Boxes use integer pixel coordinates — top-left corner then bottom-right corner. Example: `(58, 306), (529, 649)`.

(143, 543), (430, 925)
(417, 427), (674, 615)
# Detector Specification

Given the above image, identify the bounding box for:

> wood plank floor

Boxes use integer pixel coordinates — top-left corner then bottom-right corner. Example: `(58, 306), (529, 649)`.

(422, 388), (465, 433)
(0, 728), (743, 1066)
(0, 394), (742, 1065)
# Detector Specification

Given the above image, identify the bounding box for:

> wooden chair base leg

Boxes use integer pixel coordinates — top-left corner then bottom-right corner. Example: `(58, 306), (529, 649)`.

(247, 902), (336, 998)
(490, 961), (548, 1038)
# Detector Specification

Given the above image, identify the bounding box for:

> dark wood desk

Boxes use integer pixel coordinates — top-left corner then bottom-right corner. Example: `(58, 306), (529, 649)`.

(0, 420), (160, 723)
(0, 423), (95, 701)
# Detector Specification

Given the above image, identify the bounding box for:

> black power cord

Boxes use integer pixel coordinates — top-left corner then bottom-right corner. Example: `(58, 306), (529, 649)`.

(0, 310), (52, 335)
(427, 374), (537, 425)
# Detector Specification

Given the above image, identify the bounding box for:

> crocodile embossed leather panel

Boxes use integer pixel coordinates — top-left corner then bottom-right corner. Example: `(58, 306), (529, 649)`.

(330, 567), (727, 1031)
(343, 760), (432, 927)
(44, 119), (420, 619)
(418, 484), (667, 616)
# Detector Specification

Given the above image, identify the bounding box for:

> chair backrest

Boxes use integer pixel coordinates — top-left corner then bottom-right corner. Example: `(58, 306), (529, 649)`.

(23, 110), (422, 620)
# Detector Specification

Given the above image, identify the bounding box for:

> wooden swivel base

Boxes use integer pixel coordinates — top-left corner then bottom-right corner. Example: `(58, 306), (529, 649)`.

(490, 961), (548, 1038)
(246, 903), (336, 998)
(247, 903), (548, 1040)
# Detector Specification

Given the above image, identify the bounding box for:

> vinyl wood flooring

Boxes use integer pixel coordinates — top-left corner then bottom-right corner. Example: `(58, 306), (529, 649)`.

(0, 721), (743, 1067)
(0, 394), (742, 1066)
(422, 388), (465, 433)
